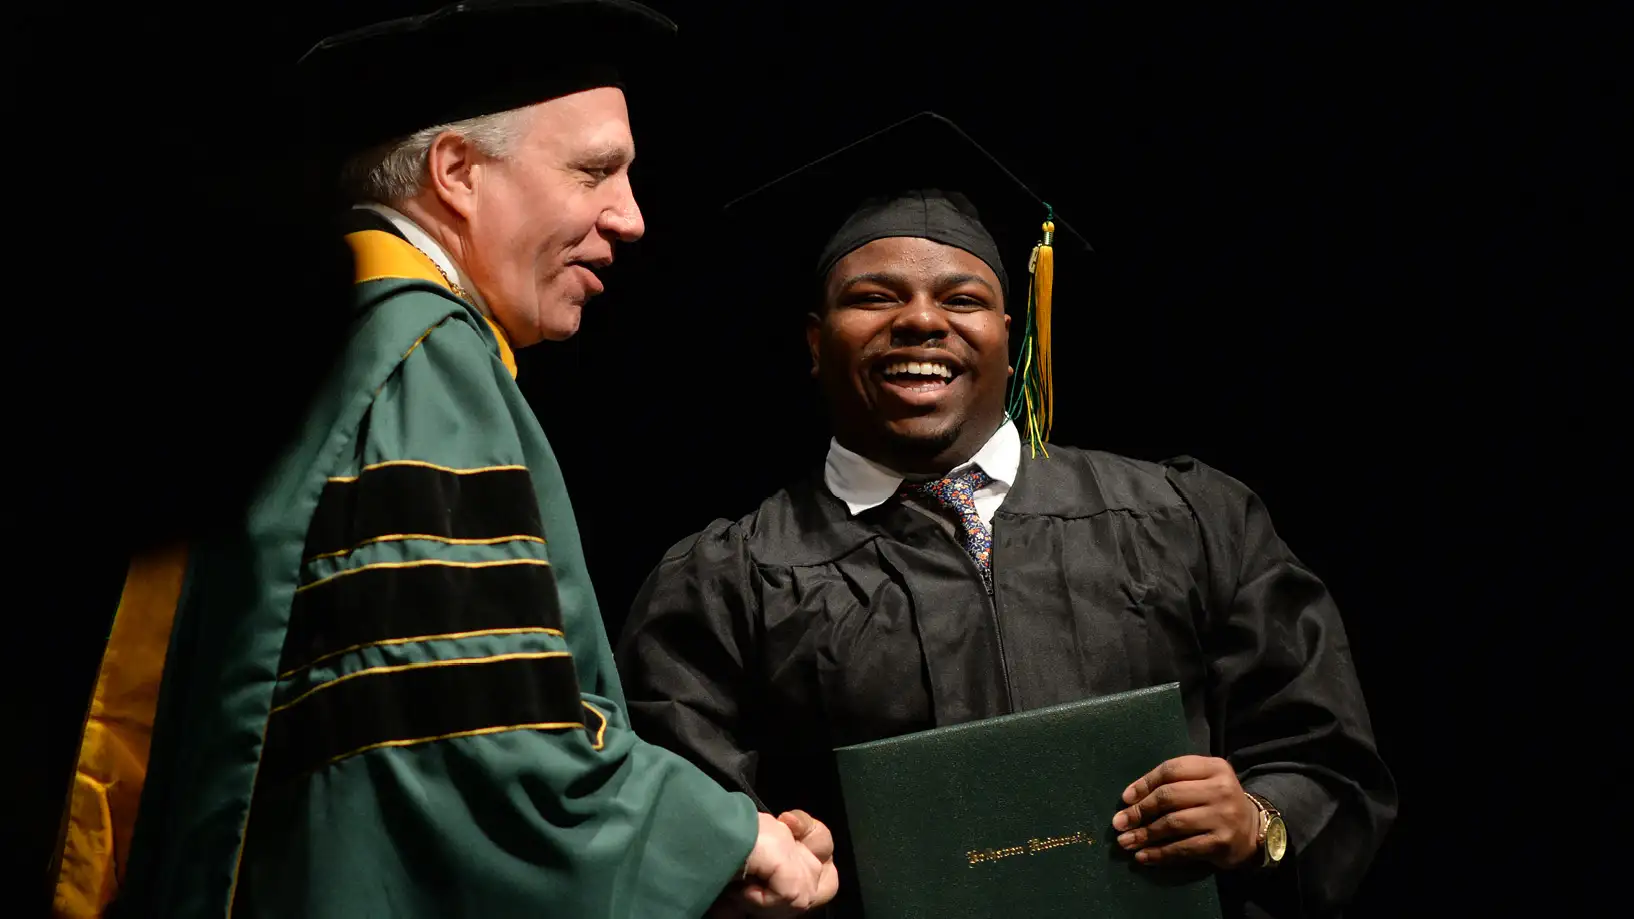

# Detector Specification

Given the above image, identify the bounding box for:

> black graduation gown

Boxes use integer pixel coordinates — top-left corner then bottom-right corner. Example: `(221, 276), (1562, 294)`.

(616, 446), (1396, 919)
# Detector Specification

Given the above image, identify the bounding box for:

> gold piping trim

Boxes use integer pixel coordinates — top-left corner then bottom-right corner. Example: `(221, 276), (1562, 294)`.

(306, 533), (546, 563)
(295, 558), (550, 595)
(270, 651), (571, 716)
(320, 720), (586, 773)
(326, 460), (528, 483)
(582, 701), (609, 751)
(278, 626), (567, 680)
(402, 325), (437, 362)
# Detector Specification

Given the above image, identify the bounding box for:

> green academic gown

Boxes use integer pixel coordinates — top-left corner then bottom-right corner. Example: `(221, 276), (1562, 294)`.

(112, 218), (757, 918)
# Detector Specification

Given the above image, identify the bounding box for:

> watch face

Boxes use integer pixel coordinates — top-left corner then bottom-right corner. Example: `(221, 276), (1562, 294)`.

(1266, 816), (1288, 862)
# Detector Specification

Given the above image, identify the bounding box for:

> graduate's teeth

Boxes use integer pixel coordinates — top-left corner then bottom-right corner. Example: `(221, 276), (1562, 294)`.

(883, 360), (951, 379)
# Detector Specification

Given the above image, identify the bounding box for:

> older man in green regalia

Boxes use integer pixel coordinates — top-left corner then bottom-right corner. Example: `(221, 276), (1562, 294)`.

(52, 3), (838, 918)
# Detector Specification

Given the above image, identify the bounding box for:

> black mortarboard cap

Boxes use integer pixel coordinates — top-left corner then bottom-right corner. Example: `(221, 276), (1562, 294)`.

(723, 111), (1091, 309)
(724, 111), (1092, 457)
(297, 0), (677, 161)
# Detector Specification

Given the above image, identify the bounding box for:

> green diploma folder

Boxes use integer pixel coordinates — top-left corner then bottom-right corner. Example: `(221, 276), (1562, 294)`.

(833, 683), (1225, 918)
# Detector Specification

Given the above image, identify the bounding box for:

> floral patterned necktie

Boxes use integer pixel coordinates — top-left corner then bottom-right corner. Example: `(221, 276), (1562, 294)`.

(900, 467), (995, 592)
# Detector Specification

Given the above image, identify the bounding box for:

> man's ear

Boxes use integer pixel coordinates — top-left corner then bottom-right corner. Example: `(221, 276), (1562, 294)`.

(426, 131), (480, 219)
(805, 312), (823, 378)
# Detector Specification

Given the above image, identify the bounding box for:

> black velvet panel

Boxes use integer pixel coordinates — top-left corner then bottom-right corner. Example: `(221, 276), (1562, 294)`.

(261, 652), (585, 785)
(302, 464), (545, 560)
(280, 562), (567, 676)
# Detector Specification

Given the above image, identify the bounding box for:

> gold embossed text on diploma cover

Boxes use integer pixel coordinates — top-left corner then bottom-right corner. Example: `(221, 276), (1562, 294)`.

(834, 683), (1224, 918)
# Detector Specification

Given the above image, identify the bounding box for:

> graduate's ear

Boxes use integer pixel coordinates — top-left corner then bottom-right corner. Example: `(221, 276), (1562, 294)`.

(804, 311), (823, 378)
(425, 131), (481, 219)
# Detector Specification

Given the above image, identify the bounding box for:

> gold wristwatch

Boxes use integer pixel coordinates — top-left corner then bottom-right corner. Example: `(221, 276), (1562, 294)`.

(1244, 791), (1288, 868)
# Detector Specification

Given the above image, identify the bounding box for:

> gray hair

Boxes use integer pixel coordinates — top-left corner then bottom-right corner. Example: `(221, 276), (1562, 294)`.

(340, 106), (532, 205)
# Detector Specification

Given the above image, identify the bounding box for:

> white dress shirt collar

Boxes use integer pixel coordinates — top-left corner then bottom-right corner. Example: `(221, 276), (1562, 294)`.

(823, 417), (1021, 517)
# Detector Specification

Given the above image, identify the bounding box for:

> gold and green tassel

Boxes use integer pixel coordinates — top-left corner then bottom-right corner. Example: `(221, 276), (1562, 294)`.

(1007, 205), (1055, 458)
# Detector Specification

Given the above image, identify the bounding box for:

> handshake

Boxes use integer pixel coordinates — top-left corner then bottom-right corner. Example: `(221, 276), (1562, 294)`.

(711, 809), (840, 918)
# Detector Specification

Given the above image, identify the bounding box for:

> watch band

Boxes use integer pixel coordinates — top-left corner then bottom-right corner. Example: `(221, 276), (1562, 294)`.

(1242, 791), (1284, 868)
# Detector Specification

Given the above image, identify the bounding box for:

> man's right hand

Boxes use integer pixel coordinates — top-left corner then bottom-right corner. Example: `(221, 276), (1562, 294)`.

(712, 811), (839, 917)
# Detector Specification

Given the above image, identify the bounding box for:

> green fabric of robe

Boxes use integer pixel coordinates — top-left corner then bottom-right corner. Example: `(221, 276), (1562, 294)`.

(113, 221), (757, 918)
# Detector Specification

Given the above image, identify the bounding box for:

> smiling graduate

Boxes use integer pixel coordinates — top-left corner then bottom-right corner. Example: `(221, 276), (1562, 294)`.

(617, 111), (1397, 919)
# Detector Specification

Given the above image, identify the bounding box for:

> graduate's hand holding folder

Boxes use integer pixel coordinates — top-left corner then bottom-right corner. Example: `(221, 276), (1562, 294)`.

(833, 683), (1232, 918)
(1114, 754), (1265, 871)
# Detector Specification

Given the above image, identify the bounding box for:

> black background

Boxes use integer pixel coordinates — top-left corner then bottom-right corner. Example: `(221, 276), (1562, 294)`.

(11, 2), (1618, 914)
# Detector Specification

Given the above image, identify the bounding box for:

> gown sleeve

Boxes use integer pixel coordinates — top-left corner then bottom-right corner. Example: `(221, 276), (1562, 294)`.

(1163, 456), (1398, 918)
(616, 520), (768, 808)
(237, 316), (757, 919)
